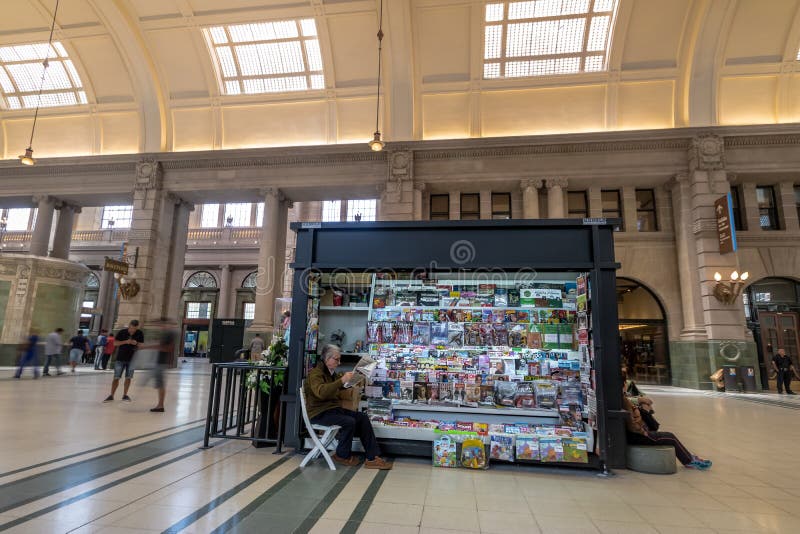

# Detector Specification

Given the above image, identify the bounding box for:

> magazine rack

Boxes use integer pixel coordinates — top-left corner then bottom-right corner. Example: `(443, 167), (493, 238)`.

(284, 219), (626, 469)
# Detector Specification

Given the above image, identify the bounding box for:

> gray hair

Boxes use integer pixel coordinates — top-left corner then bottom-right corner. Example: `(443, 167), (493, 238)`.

(321, 344), (341, 361)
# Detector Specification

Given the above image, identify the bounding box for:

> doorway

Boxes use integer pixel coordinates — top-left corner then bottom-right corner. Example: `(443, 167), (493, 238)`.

(745, 277), (800, 391)
(617, 278), (670, 385)
(182, 320), (210, 358)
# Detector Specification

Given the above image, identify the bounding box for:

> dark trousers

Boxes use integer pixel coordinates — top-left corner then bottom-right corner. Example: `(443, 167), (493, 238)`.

(627, 431), (693, 465)
(101, 353), (111, 370)
(776, 370), (793, 393)
(15, 352), (40, 378)
(43, 354), (62, 374)
(311, 407), (381, 460)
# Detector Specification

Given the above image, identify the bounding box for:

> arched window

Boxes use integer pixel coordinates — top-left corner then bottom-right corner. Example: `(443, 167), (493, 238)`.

(242, 271), (258, 289)
(85, 272), (100, 288)
(185, 271), (218, 288)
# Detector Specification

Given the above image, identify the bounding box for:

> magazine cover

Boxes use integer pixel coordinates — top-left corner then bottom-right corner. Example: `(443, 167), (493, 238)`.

(515, 434), (540, 461)
(493, 324), (508, 346)
(562, 437), (589, 463)
(433, 435), (458, 468)
(431, 323), (449, 345)
(493, 288), (508, 307)
(412, 322), (431, 345)
(465, 323), (483, 346)
(413, 382), (428, 402)
(540, 437), (564, 462)
(447, 322), (464, 347)
(396, 322), (413, 344)
(381, 380), (401, 399)
(489, 433), (515, 461)
(366, 321), (382, 343)
(400, 380), (414, 401)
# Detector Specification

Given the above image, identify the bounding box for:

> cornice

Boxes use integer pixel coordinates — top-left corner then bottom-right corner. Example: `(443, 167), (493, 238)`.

(161, 151), (386, 171)
(0, 162), (136, 178)
(723, 134), (800, 148)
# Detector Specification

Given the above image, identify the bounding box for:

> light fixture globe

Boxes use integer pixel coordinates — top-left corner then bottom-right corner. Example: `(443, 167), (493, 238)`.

(368, 131), (384, 152)
(19, 147), (35, 166)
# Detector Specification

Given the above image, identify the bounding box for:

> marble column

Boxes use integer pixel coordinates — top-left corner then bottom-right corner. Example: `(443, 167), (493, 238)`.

(95, 269), (117, 333)
(621, 186), (637, 232)
(163, 198), (193, 322)
(777, 181), (799, 232)
(546, 178), (567, 218)
(218, 264), (232, 318)
(520, 180), (541, 219)
(50, 203), (79, 260)
(249, 188), (288, 333)
(448, 191), (460, 220)
(29, 195), (56, 257)
(412, 183), (425, 221)
(587, 187), (603, 218)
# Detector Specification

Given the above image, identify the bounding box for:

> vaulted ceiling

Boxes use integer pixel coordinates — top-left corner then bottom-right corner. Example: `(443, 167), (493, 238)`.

(1, 0), (800, 160)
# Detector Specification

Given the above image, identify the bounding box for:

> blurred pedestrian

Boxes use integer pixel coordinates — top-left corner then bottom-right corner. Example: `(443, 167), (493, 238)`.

(14, 331), (40, 379)
(43, 328), (65, 376)
(68, 329), (90, 373)
(104, 320), (143, 403)
(93, 329), (108, 370)
(249, 333), (265, 358)
(772, 348), (800, 395)
(101, 333), (115, 370)
(150, 320), (176, 413)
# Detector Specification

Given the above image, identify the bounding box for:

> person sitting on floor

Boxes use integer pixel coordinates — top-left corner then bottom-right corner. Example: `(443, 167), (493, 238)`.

(304, 344), (392, 470)
(622, 383), (712, 470)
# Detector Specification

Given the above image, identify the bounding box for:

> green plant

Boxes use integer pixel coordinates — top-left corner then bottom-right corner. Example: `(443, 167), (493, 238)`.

(246, 337), (288, 393)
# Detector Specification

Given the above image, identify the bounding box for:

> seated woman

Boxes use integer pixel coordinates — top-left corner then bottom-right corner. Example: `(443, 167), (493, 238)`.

(622, 385), (712, 470)
(622, 368), (655, 415)
(305, 344), (392, 470)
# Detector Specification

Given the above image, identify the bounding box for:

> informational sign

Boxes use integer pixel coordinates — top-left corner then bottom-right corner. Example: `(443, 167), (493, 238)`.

(301, 222), (321, 229)
(715, 193), (738, 254)
(582, 218), (607, 225)
(103, 257), (129, 275)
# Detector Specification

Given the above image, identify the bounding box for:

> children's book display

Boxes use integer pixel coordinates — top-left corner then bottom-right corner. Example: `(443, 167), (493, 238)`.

(358, 276), (595, 467)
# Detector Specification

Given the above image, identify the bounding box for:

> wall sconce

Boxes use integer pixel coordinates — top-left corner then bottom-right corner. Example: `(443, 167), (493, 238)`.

(712, 270), (749, 305)
(114, 272), (140, 300)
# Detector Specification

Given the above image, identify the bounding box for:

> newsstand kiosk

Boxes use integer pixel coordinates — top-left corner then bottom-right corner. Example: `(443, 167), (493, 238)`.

(283, 219), (626, 470)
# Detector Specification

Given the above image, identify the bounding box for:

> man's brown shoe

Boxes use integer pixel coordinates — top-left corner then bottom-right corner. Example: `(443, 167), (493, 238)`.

(332, 454), (360, 467)
(364, 456), (393, 470)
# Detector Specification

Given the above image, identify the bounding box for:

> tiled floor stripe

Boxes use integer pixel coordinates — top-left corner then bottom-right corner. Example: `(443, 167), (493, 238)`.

(208, 467), (305, 534)
(0, 418), (204, 479)
(291, 465), (361, 534)
(339, 469), (389, 534)
(0, 448), (202, 532)
(0, 426), (204, 514)
(160, 453), (292, 534)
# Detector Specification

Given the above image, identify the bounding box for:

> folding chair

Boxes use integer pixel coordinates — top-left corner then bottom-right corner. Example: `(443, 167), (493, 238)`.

(299, 380), (341, 470)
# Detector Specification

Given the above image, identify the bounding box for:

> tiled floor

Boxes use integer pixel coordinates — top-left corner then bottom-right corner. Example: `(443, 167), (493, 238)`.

(2, 361), (800, 533)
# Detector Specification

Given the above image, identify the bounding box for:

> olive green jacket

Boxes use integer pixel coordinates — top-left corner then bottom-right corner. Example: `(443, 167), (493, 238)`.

(305, 361), (345, 420)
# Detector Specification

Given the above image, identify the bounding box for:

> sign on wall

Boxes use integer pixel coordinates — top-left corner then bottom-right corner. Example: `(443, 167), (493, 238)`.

(103, 257), (129, 275)
(715, 193), (738, 254)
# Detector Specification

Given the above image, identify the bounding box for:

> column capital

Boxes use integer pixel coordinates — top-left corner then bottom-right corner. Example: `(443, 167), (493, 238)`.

(166, 192), (194, 211)
(259, 187), (280, 199)
(134, 159), (163, 190)
(520, 179), (543, 190)
(666, 172), (690, 192)
(545, 177), (568, 189)
(219, 264), (232, 271)
(32, 194), (54, 205)
(413, 181), (426, 192)
(55, 201), (81, 213)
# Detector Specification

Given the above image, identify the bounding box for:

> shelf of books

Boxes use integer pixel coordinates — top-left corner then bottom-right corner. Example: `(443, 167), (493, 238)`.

(308, 271), (599, 467)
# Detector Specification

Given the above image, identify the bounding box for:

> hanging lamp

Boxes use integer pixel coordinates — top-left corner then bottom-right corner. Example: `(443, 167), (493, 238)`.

(19, 0), (60, 166)
(368, 0), (385, 152)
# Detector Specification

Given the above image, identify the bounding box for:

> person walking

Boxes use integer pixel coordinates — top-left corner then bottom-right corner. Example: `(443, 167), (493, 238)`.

(93, 329), (108, 370)
(772, 348), (800, 395)
(101, 334), (115, 370)
(104, 320), (143, 403)
(249, 333), (266, 358)
(68, 330), (90, 373)
(149, 320), (176, 413)
(14, 331), (40, 379)
(43, 328), (65, 376)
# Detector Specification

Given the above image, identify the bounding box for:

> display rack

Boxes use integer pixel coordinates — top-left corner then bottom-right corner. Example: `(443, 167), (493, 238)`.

(285, 220), (625, 470)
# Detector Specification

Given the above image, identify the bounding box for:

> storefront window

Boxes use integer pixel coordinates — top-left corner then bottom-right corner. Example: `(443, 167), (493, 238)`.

(756, 186), (779, 230)
(491, 193), (511, 219)
(635, 189), (657, 232)
(429, 194), (449, 220)
(567, 191), (587, 218)
(460, 193), (480, 220)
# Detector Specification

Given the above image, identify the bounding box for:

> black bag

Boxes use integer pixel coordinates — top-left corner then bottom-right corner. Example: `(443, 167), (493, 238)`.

(640, 408), (660, 432)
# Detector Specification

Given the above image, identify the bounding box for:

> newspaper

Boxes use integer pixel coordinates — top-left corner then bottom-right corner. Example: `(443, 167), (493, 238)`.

(343, 355), (377, 388)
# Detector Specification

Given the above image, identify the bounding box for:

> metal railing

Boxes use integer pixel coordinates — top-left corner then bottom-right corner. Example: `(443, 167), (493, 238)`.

(202, 362), (287, 452)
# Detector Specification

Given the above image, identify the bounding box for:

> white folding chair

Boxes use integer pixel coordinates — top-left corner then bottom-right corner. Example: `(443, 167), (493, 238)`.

(299, 380), (341, 471)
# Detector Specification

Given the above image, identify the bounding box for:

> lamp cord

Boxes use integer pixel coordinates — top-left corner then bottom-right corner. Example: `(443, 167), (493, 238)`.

(374, 0), (384, 133)
(28, 0), (59, 150)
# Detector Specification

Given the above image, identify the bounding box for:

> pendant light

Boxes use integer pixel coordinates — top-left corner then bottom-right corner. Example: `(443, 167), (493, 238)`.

(368, 0), (385, 152)
(19, 0), (60, 166)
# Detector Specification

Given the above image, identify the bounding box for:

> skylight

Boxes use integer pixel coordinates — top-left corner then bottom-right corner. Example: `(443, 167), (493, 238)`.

(204, 19), (325, 95)
(0, 41), (86, 110)
(483, 0), (617, 79)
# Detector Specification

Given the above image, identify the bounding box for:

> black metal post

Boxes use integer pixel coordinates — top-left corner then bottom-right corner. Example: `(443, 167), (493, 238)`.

(201, 363), (218, 449)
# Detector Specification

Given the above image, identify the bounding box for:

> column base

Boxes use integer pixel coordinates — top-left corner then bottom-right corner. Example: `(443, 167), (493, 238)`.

(668, 339), (759, 390)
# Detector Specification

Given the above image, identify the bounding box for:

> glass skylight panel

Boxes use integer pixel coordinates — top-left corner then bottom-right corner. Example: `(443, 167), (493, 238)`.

(0, 40), (85, 110)
(224, 203), (251, 227)
(205, 18), (325, 95)
(201, 204), (220, 228)
(484, 0), (617, 79)
(5, 208), (31, 231)
(322, 200), (341, 222)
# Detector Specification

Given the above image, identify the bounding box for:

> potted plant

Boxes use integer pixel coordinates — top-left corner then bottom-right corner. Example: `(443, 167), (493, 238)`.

(246, 336), (288, 445)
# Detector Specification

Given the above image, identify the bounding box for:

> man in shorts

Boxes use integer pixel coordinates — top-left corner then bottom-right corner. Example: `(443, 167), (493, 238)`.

(149, 320), (177, 413)
(104, 320), (144, 403)
(68, 330), (90, 373)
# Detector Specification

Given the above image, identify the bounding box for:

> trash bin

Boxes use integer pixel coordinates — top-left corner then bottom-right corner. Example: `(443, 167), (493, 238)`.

(739, 366), (757, 392)
(722, 365), (740, 392)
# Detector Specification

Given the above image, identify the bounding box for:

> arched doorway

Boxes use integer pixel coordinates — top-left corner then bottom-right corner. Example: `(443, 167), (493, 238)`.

(744, 277), (800, 391)
(181, 271), (219, 357)
(617, 278), (670, 385)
